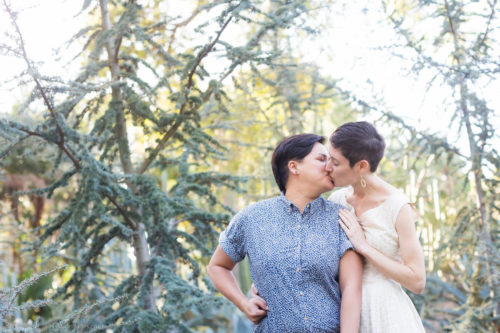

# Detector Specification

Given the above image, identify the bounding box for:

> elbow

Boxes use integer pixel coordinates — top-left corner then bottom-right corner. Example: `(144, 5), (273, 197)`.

(207, 264), (213, 280)
(410, 275), (426, 294)
(207, 260), (217, 282)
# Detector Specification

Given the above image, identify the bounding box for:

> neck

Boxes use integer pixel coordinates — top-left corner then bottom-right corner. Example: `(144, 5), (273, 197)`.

(285, 186), (320, 213)
(351, 173), (382, 197)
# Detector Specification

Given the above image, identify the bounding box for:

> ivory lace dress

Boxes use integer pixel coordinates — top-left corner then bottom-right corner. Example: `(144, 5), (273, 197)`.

(328, 187), (425, 333)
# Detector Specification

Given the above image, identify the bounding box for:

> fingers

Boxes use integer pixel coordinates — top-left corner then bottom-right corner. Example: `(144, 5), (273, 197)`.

(245, 298), (268, 324)
(339, 209), (360, 229)
(251, 283), (259, 296)
(338, 210), (352, 232)
(339, 208), (356, 218)
(252, 295), (269, 311)
(338, 215), (349, 232)
(249, 284), (268, 310)
(249, 308), (267, 324)
(339, 209), (357, 223)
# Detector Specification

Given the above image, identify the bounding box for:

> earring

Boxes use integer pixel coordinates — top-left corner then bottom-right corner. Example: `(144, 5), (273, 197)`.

(360, 175), (367, 188)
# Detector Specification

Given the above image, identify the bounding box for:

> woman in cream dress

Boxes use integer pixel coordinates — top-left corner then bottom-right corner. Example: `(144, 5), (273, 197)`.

(328, 121), (425, 333)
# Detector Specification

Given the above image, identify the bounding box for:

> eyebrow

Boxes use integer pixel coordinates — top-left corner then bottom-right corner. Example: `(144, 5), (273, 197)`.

(329, 155), (339, 161)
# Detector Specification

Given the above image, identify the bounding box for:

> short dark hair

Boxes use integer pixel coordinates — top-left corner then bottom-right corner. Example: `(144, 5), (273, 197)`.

(329, 121), (385, 172)
(271, 134), (325, 193)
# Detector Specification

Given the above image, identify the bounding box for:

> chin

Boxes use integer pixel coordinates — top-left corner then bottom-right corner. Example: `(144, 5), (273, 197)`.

(324, 184), (335, 191)
(331, 180), (347, 188)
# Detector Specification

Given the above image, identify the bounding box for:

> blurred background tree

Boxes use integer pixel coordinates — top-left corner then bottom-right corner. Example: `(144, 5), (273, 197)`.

(0, 0), (335, 331)
(376, 1), (500, 331)
(0, 0), (498, 332)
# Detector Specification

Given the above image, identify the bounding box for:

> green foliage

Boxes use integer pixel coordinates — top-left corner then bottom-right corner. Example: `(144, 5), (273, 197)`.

(0, 0), (328, 331)
(365, 1), (500, 331)
(3, 0), (497, 331)
(0, 266), (124, 332)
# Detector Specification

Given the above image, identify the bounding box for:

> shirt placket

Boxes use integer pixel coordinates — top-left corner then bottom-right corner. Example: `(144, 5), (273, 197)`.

(296, 203), (312, 330)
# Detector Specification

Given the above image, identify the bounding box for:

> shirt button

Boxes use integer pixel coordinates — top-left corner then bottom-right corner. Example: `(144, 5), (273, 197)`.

(306, 204), (310, 209)
(304, 316), (308, 321)
(299, 291), (304, 296)
(297, 245), (301, 250)
(297, 224), (301, 228)
(296, 267), (301, 272)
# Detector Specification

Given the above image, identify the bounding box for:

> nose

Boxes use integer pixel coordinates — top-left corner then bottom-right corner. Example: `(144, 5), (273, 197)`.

(325, 158), (333, 172)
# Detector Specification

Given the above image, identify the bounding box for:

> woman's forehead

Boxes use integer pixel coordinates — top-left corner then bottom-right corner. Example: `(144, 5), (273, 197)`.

(311, 142), (328, 154)
(328, 146), (345, 159)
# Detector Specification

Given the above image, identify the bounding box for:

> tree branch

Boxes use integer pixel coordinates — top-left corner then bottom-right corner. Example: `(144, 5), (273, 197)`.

(99, 0), (135, 175)
(104, 193), (137, 230)
(219, 24), (271, 82)
(381, 0), (450, 78)
(136, 15), (232, 174)
(3, 0), (81, 169)
(474, 0), (497, 52)
(3, 1), (139, 235)
(167, 0), (225, 53)
(336, 86), (467, 158)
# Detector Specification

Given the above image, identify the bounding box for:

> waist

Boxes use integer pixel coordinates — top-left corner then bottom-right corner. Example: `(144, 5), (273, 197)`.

(256, 315), (339, 333)
(255, 296), (340, 332)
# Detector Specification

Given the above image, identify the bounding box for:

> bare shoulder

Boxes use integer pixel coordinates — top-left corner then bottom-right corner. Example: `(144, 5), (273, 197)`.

(324, 197), (345, 212)
(327, 187), (349, 203)
(395, 202), (419, 232)
(384, 182), (403, 197)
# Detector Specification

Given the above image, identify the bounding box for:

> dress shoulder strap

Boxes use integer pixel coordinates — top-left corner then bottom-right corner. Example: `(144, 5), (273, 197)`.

(328, 187), (354, 212)
(390, 191), (413, 226)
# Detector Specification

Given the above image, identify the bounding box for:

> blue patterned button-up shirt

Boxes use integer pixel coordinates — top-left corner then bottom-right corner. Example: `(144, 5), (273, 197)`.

(219, 193), (353, 332)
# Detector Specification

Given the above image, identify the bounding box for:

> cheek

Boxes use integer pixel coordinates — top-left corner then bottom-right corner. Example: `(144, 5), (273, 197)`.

(332, 167), (348, 179)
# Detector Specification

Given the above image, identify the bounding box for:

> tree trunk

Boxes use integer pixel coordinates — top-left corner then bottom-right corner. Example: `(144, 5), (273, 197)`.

(444, 1), (497, 324)
(99, 0), (156, 313)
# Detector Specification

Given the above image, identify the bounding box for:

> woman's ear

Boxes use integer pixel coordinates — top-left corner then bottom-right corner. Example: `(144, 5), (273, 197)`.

(358, 160), (370, 173)
(288, 160), (299, 175)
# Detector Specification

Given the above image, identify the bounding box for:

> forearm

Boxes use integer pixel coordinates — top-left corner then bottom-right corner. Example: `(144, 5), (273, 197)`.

(340, 285), (361, 332)
(357, 245), (425, 293)
(339, 250), (363, 332)
(207, 264), (248, 311)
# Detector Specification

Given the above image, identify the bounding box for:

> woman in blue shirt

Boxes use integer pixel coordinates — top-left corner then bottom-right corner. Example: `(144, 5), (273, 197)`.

(208, 134), (362, 332)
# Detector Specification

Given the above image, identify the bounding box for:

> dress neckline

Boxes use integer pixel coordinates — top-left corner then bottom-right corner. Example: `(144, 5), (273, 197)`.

(343, 186), (399, 218)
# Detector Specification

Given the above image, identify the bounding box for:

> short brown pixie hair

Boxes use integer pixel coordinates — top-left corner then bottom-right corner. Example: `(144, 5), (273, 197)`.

(329, 121), (385, 172)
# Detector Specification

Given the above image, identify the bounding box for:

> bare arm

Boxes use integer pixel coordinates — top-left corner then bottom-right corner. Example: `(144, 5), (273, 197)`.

(339, 249), (363, 333)
(207, 245), (268, 324)
(339, 205), (426, 294)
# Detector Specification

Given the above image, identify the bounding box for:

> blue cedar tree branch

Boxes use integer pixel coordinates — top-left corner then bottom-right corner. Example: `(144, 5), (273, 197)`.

(2, 0), (80, 168)
(136, 15), (233, 175)
(3, 1), (139, 234)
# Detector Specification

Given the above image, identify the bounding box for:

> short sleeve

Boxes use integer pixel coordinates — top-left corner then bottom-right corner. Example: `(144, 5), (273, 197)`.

(338, 226), (354, 258)
(330, 204), (353, 257)
(219, 210), (247, 263)
(328, 188), (354, 214)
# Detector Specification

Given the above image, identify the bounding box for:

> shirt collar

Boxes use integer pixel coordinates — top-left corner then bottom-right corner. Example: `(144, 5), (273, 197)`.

(279, 192), (325, 214)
